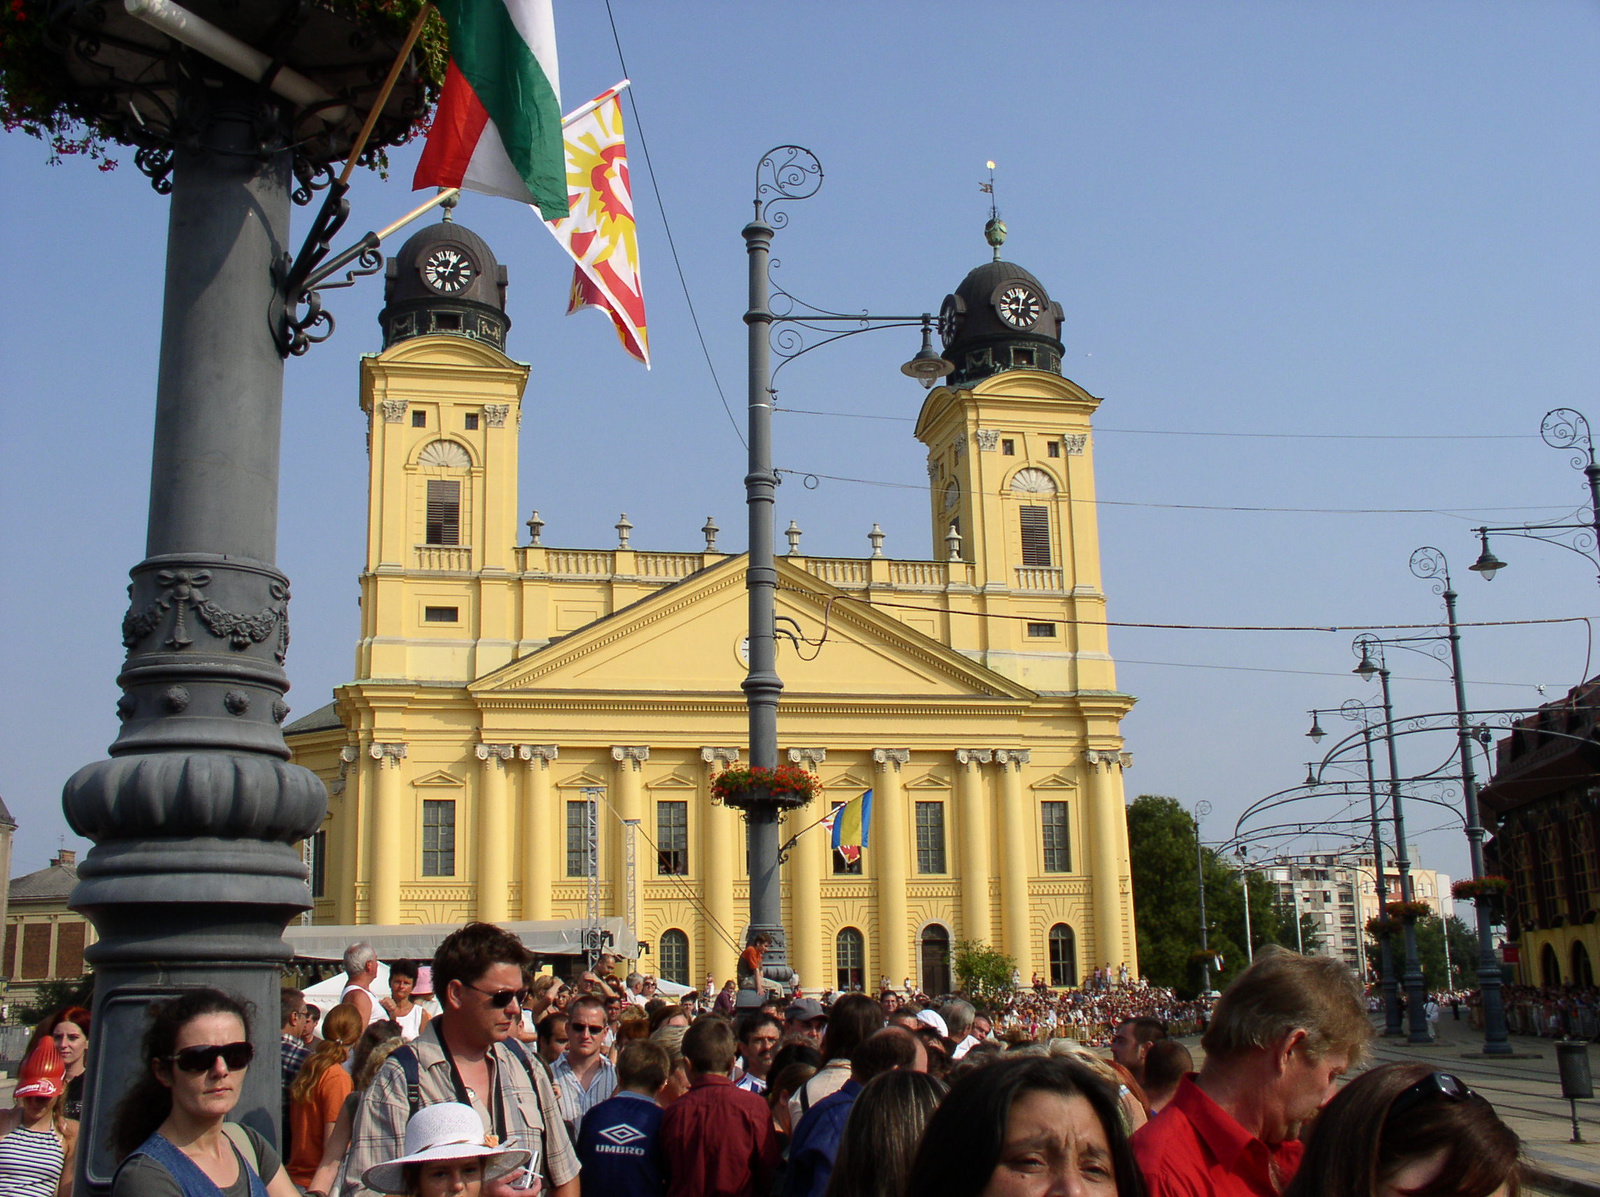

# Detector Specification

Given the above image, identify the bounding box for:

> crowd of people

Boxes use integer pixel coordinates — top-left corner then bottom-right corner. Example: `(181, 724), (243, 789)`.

(0, 932), (1536, 1197)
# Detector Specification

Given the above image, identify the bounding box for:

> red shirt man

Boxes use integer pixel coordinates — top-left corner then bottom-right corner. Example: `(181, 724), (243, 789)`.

(661, 1017), (780, 1197)
(1132, 949), (1369, 1197)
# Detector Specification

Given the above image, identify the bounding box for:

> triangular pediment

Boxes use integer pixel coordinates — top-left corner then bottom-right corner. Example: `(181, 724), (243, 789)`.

(823, 771), (872, 793)
(472, 557), (1033, 703)
(1031, 772), (1079, 791)
(556, 769), (607, 789)
(414, 770), (465, 788)
(645, 772), (697, 791)
(907, 773), (951, 790)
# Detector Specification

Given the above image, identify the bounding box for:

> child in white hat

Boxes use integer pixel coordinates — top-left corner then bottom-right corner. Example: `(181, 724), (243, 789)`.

(361, 1104), (531, 1197)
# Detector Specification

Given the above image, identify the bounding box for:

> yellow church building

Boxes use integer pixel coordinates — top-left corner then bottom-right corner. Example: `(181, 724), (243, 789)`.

(286, 215), (1138, 993)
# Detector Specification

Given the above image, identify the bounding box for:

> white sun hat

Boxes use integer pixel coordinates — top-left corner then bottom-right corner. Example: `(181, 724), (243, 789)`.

(362, 1102), (531, 1194)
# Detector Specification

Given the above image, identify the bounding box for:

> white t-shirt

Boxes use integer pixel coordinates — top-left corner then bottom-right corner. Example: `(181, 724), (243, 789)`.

(342, 979), (386, 1027)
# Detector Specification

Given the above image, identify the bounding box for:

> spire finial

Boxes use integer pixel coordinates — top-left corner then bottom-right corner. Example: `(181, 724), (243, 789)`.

(980, 160), (1006, 261)
(439, 188), (458, 223)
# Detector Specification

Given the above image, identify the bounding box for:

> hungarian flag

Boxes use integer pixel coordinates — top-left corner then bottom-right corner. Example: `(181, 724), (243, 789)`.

(544, 84), (649, 366)
(828, 790), (873, 865)
(414, 0), (570, 222)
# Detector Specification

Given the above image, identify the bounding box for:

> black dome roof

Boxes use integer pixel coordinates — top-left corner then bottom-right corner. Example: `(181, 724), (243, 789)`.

(939, 250), (1064, 387)
(380, 218), (510, 350)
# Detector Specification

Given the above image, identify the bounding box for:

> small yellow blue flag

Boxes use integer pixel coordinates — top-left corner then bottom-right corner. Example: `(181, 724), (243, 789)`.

(829, 789), (873, 864)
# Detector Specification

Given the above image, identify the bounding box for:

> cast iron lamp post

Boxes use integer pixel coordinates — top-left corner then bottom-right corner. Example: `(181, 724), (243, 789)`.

(1350, 636), (1434, 1045)
(1470, 408), (1600, 587)
(1193, 801), (1216, 996)
(726, 147), (952, 1001)
(1406, 547), (1513, 1054)
(1309, 700), (1400, 1034)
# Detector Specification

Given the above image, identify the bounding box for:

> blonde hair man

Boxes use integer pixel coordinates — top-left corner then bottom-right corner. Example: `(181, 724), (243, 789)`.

(1132, 948), (1371, 1197)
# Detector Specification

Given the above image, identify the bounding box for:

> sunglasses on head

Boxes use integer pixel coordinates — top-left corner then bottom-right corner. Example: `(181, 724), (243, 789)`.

(169, 1042), (254, 1074)
(466, 982), (529, 1009)
(1386, 1072), (1477, 1123)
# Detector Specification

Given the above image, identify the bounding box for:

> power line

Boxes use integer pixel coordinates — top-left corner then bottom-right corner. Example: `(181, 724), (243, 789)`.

(602, 1), (745, 450)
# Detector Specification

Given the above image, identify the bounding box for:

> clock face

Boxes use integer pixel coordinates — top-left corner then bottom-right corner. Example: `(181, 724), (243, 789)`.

(421, 246), (476, 294)
(995, 283), (1044, 329)
(938, 294), (965, 347)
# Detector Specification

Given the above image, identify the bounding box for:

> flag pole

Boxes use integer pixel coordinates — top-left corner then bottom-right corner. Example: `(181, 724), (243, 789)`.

(338, 1), (436, 187)
(561, 79), (631, 128)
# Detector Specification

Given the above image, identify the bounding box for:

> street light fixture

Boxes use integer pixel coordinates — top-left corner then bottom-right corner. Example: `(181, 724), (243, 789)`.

(1470, 408), (1600, 587)
(1194, 801), (1216, 997)
(1306, 715), (1327, 744)
(734, 146), (951, 1002)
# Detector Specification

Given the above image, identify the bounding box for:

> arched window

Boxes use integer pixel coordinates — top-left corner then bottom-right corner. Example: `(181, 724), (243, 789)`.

(659, 929), (689, 986)
(919, 924), (951, 996)
(1541, 942), (1562, 987)
(1011, 469), (1057, 568)
(1048, 924), (1077, 988)
(836, 927), (865, 991)
(1573, 940), (1595, 988)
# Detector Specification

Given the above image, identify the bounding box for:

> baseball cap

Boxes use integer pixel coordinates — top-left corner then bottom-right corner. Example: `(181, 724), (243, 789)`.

(785, 997), (826, 1022)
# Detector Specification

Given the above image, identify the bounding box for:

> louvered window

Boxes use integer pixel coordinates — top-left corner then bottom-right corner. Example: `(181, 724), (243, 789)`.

(1019, 505), (1051, 566)
(1042, 802), (1071, 872)
(422, 801), (455, 876)
(426, 480), (461, 545)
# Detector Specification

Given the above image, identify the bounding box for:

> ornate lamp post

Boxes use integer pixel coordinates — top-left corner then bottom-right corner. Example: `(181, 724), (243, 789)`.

(20, 3), (439, 1188)
(1351, 636), (1433, 1045)
(1193, 801), (1215, 996)
(1309, 701), (1400, 1034)
(1408, 547), (1512, 1054)
(730, 148), (951, 1002)
(1470, 408), (1600, 587)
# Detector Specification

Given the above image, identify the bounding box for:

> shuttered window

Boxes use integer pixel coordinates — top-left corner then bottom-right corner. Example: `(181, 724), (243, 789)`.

(657, 801), (688, 875)
(422, 800), (455, 876)
(426, 480), (461, 545)
(916, 801), (947, 874)
(1019, 505), (1051, 566)
(1042, 801), (1071, 872)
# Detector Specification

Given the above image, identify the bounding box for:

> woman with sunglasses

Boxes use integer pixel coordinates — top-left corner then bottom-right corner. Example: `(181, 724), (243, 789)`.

(1281, 1063), (1521, 1197)
(111, 989), (298, 1197)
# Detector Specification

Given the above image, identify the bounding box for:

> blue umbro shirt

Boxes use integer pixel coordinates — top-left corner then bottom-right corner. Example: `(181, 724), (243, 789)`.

(575, 1089), (666, 1197)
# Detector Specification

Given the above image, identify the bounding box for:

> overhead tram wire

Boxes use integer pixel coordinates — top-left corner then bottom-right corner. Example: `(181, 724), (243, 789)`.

(602, 0), (744, 449)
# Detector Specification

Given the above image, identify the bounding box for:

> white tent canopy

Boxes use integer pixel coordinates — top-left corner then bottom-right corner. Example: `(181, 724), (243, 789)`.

(284, 918), (638, 963)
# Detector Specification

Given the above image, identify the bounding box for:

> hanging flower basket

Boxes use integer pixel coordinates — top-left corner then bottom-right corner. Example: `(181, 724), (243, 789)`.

(1187, 948), (1223, 969)
(1452, 876), (1510, 902)
(712, 765), (818, 813)
(2, 0), (446, 172)
(1365, 916), (1395, 940)
(1386, 900), (1433, 922)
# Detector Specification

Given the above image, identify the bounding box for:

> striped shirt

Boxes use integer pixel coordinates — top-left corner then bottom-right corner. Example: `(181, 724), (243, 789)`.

(0, 1125), (65, 1197)
(550, 1052), (617, 1137)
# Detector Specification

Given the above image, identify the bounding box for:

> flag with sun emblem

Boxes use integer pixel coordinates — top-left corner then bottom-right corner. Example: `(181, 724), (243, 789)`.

(543, 84), (649, 366)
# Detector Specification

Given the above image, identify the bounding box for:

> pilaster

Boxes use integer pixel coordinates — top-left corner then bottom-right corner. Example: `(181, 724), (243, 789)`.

(611, 747), (649, 924)
(873, 749), (912, 986)
(1085, 749), (1135, 973)
(518, 746), (558, 921)
(368, 742), (407, 925)
(993, 748), (1033, 977)
(475, 743), (515, 921)
(699, 748), (740, 984)
(786, 748), (828, 989)
(955, 749), (994, 943)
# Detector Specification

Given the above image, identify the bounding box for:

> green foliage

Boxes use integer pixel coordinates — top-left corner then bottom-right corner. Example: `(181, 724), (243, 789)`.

(1410, 915), (1477, 989)
(951, 940), (1016, 1002)
(1127, 795), (1286, 998)
(13, 977), (90, 1025)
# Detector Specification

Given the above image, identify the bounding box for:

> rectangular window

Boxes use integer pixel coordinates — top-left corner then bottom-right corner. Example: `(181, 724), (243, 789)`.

(1001, 438), (1016, 456)
(423, 606), (459, 623)
(1027, 622), (1056, 638)
(411, 410), (426, 428)
(1047, 440), (1061, 458)
(422, 800), (456, 876)
(426, 480), (461, 546)
(1042, 801), (1071, 872)
(657, 801), (688, 875)
(308, 830), (326, 898)
(1019, 505), (1051, 566)
(464, 413), (480, 430)
(915, 801), (947, 874)
(567, 800), (597, 877)
(831, 802), (863, 875)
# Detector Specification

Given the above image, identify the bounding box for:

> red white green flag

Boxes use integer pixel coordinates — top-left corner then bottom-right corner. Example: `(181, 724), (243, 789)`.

(413, 0), (571, 222)
(544, 84), (649, 367)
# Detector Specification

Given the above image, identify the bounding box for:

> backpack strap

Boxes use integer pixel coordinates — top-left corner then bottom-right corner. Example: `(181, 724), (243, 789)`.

(391, 1044), (422, 1117)
(220, 1124), (260, 1176)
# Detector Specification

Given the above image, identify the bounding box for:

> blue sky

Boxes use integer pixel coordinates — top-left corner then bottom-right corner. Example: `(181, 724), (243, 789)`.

(2, 2), (1597, 888)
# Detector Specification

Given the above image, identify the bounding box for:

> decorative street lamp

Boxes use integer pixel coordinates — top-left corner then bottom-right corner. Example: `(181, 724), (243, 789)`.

(1309, 700), (1400, 1035)
(1194, 801), (1216, 996)
(1350, 636), (1434, 1045)
(20, 3), (443, 1190)
(732, 147), (951, 1002)
(1470, 408), (1600, 587)
(1407, 547), (1513, 1054)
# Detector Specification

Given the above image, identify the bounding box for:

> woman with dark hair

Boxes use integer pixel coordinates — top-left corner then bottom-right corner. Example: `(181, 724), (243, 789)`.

(1281, 1063), (1520, 1197)
(790, 994), (884, 1123)
(110, 989), (298, 1197)
(379, 962), (429, 1043)
(822, 1069), (946, 1197)
(44, 1010), (91, 1123)
(905, 1056), (1142, 1197)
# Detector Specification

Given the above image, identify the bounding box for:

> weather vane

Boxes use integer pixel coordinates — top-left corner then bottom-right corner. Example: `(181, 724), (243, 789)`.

(980, 160), (1006, 259)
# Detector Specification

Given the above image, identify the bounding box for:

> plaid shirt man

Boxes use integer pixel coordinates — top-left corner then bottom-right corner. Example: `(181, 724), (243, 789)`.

(340, 1019), (579, 1197)
(281, 1033), (311, 1089)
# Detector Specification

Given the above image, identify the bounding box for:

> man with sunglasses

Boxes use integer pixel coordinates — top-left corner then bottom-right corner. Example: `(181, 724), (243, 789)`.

(551, 993), (618, 1139)
(1133, 948), (1370, 1197)
(343, 923), (580, 1197)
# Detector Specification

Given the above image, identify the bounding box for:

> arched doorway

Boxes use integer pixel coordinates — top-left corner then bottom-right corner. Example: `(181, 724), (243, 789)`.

(836, 927), (865, 991)
(1541, 943), (1562, 987)
(1048, 924), (1078, 988)
(920, 924), (951, 996)
(1572, 940), (1595, 988)
(659, 928), (689, 986)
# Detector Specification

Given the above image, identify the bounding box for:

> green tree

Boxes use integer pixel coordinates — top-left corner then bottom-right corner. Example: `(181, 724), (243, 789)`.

(1127, 795), (1285, 997)
(951, 940), (1016, 1002)
(1411, 915), (1477, 989)
(14, 977), (91, 1024)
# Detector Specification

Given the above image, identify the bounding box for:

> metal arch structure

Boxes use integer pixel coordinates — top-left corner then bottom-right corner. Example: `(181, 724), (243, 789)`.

(1470, 408), (1600, 588)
